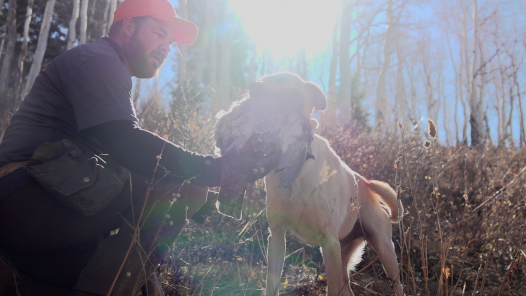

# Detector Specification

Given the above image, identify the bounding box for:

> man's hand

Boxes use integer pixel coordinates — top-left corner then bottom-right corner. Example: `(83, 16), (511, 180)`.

(220, 150), (280, 186)
(216, 151), (280, 219)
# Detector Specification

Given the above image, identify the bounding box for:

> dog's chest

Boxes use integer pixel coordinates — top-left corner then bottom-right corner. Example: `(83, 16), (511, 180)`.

(266, 162), (355, 245)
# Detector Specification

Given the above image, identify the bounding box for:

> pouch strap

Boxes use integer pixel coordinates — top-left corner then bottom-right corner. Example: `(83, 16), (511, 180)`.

(0, 161), (28, 180)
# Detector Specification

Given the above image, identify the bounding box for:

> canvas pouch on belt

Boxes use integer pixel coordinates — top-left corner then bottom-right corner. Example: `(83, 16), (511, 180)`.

(25, 139), (130, 216)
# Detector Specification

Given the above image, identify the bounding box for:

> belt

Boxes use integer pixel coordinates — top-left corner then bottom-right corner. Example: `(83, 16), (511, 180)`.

(0, 161), (28, 180)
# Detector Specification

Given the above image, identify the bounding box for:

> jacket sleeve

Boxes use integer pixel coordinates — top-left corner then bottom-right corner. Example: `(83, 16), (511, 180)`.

(83, 120), (222, 187)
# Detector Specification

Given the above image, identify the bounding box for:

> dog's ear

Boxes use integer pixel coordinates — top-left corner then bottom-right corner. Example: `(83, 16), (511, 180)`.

(305, 82), (327, 111)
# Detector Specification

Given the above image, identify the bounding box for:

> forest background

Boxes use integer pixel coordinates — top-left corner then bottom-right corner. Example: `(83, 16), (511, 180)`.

(1, 0), (526, 295)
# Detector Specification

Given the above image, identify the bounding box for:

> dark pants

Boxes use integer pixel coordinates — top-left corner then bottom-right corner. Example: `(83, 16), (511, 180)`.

(0, 173), (208, 295)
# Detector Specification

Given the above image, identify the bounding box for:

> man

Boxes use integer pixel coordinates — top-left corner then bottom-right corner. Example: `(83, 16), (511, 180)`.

(0, 0), (275, 295)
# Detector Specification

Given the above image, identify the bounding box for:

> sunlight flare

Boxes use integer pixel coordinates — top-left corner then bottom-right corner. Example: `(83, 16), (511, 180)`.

(231, 0), (340, 58)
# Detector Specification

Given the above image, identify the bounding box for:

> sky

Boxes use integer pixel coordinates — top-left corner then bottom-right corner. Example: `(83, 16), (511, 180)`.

(143, 0), (526, 146)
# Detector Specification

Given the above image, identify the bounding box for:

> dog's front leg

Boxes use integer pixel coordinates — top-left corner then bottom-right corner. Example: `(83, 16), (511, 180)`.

(320, 238), (351, 296)
(266, 227), (286, 296)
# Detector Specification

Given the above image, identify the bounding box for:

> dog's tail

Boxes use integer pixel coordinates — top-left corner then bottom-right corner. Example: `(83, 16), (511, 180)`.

(357, 176), (402, 223)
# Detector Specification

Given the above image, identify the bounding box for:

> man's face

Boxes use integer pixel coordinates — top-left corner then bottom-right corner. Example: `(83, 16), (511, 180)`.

(122, 17), (175, 78)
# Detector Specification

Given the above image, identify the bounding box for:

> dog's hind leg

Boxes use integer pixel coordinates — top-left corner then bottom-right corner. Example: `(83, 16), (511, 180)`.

(340, 236), (366, 296)
(266, 227), (286, 296)
(362, 223), (403, 296)
(320, 237), (350, 296)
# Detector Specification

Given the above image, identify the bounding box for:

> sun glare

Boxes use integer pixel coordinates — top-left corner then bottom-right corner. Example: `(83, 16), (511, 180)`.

(230, 0), (340, 58)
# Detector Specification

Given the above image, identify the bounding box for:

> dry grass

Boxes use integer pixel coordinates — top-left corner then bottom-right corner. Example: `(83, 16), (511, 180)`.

(138, 109), (526, 296)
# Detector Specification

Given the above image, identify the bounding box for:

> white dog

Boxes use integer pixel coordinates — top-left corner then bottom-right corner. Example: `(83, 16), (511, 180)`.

(213, 71), (403, 296)
(264, 130), (403, 296)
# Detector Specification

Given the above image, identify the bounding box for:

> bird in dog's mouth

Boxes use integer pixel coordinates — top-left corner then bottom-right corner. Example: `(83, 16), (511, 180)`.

(214, 72), (326, 219)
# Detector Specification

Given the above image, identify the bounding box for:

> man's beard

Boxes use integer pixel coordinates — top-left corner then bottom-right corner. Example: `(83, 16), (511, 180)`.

(122, 31), (165, 79)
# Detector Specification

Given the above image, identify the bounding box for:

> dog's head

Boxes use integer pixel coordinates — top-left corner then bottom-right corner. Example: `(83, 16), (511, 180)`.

(248, 72), (326, 116)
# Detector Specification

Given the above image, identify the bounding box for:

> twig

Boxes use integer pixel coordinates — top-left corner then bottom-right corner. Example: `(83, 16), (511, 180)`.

(473, 164), (526, 211)
(449, 262), (465, 296)
(497, 249), (523, 296)
(350, 256), (379, 278)
(350, 281), (383, 295)
(284, 247), (305, 260)
(106, 143), (167, 296)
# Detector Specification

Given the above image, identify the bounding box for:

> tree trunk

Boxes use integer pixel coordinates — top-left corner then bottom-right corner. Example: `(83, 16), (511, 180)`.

(100, 0), (112, 37)
(86, 0), (98, 42)
(375, 0), (394, 129)
(0, 0), (16, 103)
(266, 50), (274, 74)
(193, 0), (212, 87)
(338, 0), (352, 113)
(296, 49), (307, 80)
(67, 0), (80, 50)
(260, 50), (268, 76)
(468, 0), (484, 147)
(247, 52), (257, 84)
(506, 84), (514, 147)
(216, 1), (234, 111)
(132, 78), (141, 106)
(446, 30), (460, 145)
(23, 0), (57, 98)
(496, 53), (506, 145)
(11, 0), (34, 106)
(512, 61), (525, 146)
(422, 46), (435, 122)
(79, 0), (89, 44)
(517, 82), (525, 148)
(176, 0), (188, 97)
(0, 27), (5, 58)
(107, 0), (117, 29)
(394, 42), (409, 132)
(328, 20), (339, 103)
(209, 27), (218, 114)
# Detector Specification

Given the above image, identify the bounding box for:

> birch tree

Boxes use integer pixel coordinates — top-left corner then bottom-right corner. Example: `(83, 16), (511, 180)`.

(193, 0), (213, 87)
(108, 0), (117, 29)
(208, 26), (218, 113)
(215, 0), (234, 112)
(79, 0), (89, 45)
(509, 52), (526, 146)
(374, 0), (395, 129)
(86, 0), (97, 41)
(176, 0), (188, 96)
(100, 0), (112, 37)
(0, 25), (6, 58)
(328, 19), (339, 105)
(0, 0), (16, 102)
(23, 0), (57, 97)
(12, 0), (35, 105)
(338, 0), (352, 112)
(67, 0), (81, 50)
(468, 0), (485, 147)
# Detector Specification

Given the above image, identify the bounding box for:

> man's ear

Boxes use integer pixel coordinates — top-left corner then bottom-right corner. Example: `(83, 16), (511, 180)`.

(305, 82), (327, 111)
(121, 17), (137, 39)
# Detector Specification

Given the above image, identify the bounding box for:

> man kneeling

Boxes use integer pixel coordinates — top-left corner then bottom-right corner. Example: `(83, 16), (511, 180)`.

(0, 0), (275, 295)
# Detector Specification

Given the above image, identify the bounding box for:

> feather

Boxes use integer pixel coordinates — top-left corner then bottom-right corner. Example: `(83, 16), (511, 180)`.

(214, 72), (325, 198)
(275, 113), (313, 189)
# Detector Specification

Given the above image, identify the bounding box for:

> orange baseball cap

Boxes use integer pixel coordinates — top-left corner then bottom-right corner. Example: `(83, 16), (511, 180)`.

(113, 0), (198, 45)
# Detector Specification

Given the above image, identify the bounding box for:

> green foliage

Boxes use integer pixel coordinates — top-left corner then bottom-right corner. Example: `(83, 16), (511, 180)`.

(349, 71), (370, 132)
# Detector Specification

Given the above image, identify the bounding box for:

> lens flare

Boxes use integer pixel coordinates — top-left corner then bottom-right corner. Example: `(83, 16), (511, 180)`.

(231, 0), (340, 58)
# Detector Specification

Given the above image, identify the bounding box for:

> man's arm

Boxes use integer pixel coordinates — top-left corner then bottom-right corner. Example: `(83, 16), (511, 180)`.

(84, 120), (222, 187)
